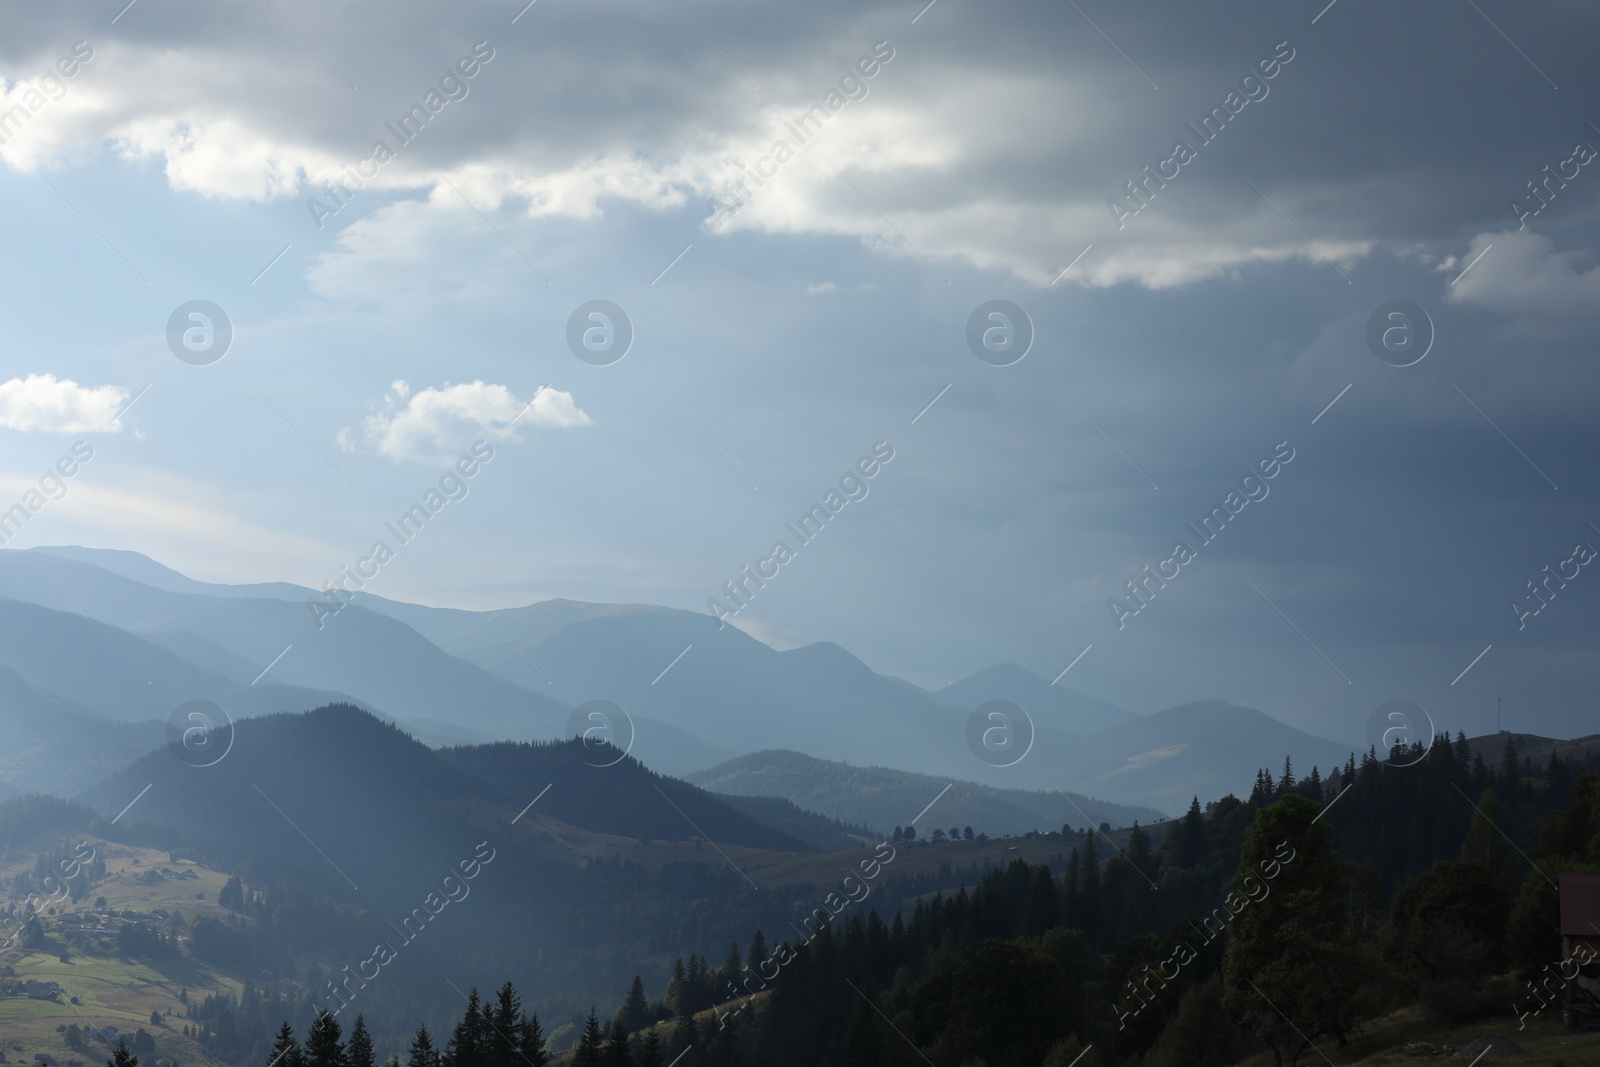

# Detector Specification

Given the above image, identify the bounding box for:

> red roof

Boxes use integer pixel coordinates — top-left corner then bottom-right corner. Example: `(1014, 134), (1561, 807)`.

(1559, 873), (1600, 936)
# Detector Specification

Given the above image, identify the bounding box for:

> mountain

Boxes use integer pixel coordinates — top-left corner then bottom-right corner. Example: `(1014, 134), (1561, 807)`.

(67, 704), (861, 1028)
(11, 547), (1358, 811)
(353, 595), (1106, 787)
(928, 662), (1136, 734)
(0, 596), (368, 724)
(438, 740), (815, 851)
(1044, 699), (1356, 810)
(13, 549), (732, 774)
(0, 663), (163, 795)
(0, 551), (572, 740)
(75, 705), (811, 911)
(687, 749), (1168, 834)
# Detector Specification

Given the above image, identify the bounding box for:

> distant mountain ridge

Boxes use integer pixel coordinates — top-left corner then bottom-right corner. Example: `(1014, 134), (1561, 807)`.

(11, 545), (1361, 811)
(688, 749), (1169, 832)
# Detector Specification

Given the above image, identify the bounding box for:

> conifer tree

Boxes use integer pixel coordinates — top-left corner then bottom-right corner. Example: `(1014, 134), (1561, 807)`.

(306, 1011), (347, 1067)
(636, 1029), (665, 1067)
(667, 1012), (699, 1063)
(718, 942), (743, 996)
(488, 983), (523, 1067)
(602, 1020), (630, 1067)
(517, 1009), (549, 1067)
(449, 990), (488, 1067)
(1078, 833), (1101, 947)
(573, 1009), (605, 1067)
(618, 974), (651, 1032)
(407, 1026), (439, 1067)
(270, 1022), (306, 1067)
(347, 1015), (375, 1067)
(745, 932), (767, 976)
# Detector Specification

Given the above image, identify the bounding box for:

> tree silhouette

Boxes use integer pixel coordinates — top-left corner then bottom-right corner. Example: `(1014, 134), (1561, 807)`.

(347, 1015), (375, 1067)
(306, 1010), (347, 1067)
(269, 1022), (305, 1067)
(573, 1008), (604, 1067)
(617, 974), (651, 1032)
(406, 1026), (439, 1067)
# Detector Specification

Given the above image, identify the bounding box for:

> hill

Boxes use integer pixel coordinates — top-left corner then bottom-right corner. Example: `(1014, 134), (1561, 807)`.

(1042, 699), (1356, 810)
(686, 749), (1168, 833)
(9, 547), (1366, 810)
(928, 662), (1137, 734)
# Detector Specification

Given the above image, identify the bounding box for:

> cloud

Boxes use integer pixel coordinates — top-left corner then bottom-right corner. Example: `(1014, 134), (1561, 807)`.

(340, 380), (590, 461)
(1444, 230), (1600, 316)
(7, 2), (1594, 290)
(0, 375), (127, 433)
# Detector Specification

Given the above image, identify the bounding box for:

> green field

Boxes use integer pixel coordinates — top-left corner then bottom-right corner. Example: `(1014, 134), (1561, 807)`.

(0, 836), (242, 1066)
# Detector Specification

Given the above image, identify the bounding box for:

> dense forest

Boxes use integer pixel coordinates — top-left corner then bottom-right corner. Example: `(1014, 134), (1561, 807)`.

(216, 733), (1600, 1067)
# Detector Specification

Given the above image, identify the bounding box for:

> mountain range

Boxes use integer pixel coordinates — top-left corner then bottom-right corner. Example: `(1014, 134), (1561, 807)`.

(0, 545), (1366, 816)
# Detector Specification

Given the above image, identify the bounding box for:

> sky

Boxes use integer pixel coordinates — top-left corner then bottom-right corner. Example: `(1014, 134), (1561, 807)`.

(1, 0), (1599, 746)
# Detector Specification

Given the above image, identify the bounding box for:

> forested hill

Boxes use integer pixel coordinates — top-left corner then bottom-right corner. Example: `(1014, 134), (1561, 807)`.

(78, 705), (816, 904)
(439, 739), (814, 851)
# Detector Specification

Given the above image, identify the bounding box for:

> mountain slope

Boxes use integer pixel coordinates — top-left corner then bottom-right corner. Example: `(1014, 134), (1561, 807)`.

(928, 662), (1137, 734)
(0, 596), (370, 724)
(0, 551), (572, 741)
(0, 663), (162, 795)
(356, 595), (1096, 786)
(438, 741), (815, 851)
(687, 749), (1168, 833)
(1043, 699), (1356, 810)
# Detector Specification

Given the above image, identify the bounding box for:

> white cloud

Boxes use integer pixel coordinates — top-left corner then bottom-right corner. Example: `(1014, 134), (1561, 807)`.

(4, 5), (1593, 291)
(340, 380), (590, 462)
(1445, 230), (1600, 316)
(0, 375), (127, 433)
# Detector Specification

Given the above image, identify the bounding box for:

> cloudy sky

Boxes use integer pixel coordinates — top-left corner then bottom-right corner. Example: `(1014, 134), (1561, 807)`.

(2, 0), (1598, 745)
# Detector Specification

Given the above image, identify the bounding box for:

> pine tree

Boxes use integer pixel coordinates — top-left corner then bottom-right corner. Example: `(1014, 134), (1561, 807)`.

(407, 1026), (439, 1067)
(1061, 847), (1080, 926)
(1126, 823), (1153, 879)
(745, 931), (767, 976)
(449, 989), (488, 1067)
(667, 1013), (699, 1063)
(106, 1042), (138, 1067)
(602, 1020), (630, 1067)
(1173, 796), (1205, 866)
(1078, 833), (1101, 947)
(573, 1009), (605, 1067)
(618, 974), (651, 1032)
(269, 1024), (305, 1067)
(488, 983), (523, 1067)
(306, 1011), (347, 1067)
(347, 1016), (375, 1067)
(517, 1010), (549, 1067)
(637, 1029), (665, 1067)
(717, 943), (742, 998)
